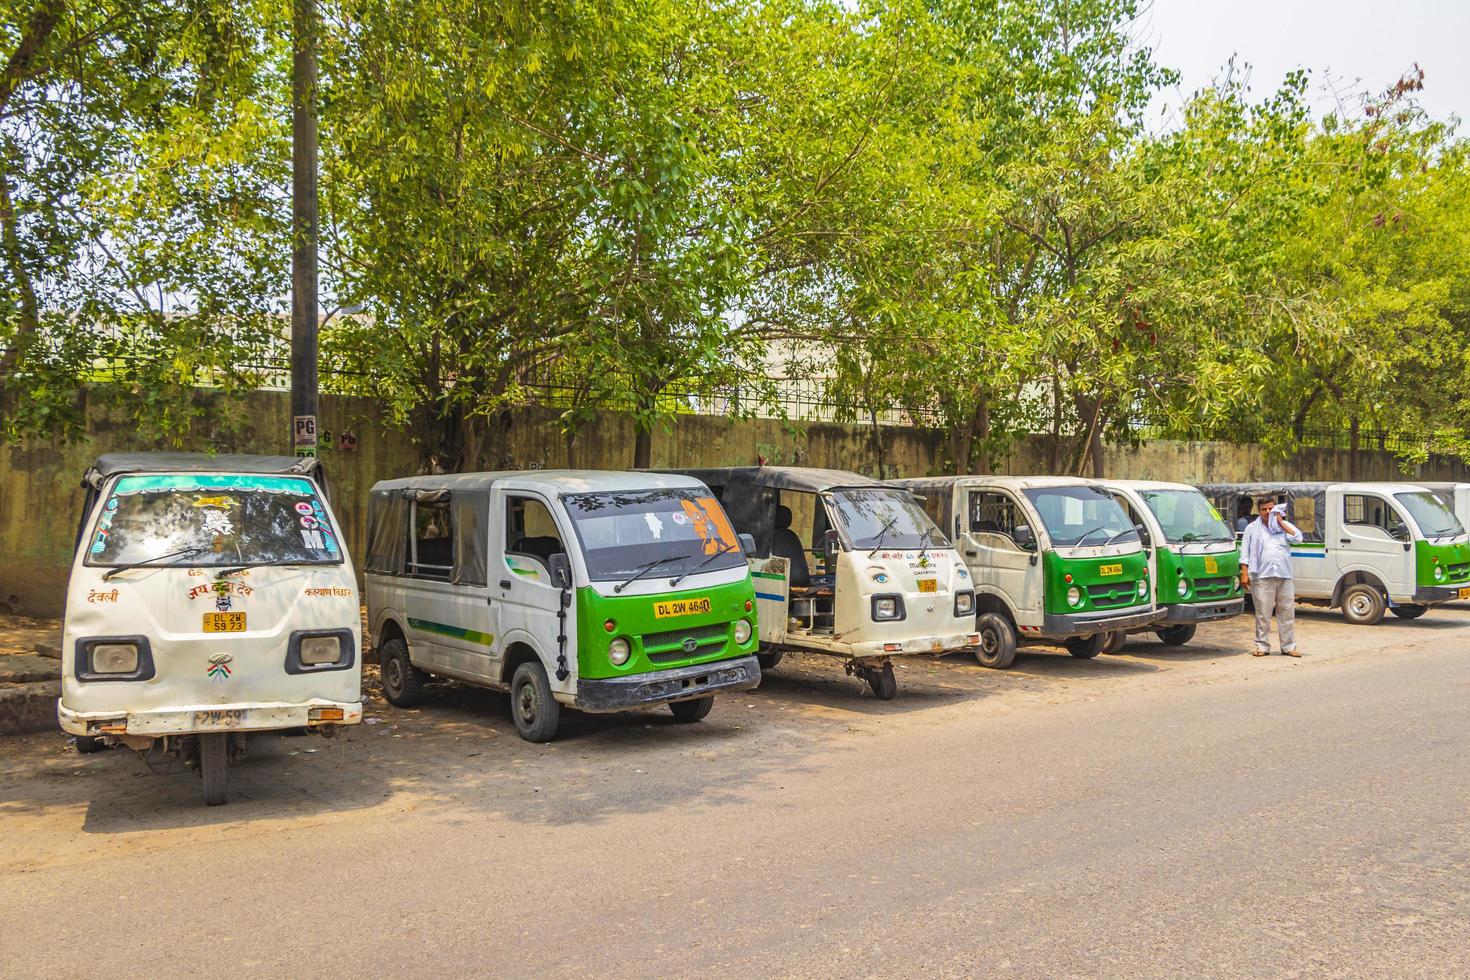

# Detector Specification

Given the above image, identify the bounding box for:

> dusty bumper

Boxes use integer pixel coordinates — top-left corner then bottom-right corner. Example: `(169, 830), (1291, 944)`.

(1042, 606), (1160, 639)
(1410, 586), (1467, 605)
(58, 699), (363, 736)
(1161, 598), (1245, 624)
(846, 631), (980, 659)
(575, 655), (760, 713)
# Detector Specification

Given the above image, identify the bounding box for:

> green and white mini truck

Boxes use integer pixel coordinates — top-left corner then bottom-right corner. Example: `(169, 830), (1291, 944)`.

(895, 476), (1159, 669)
(653, 467), (980, 700)
(1411, 483), (1470, 538)
(59, 453), (363, 806)
(364, 470), (761, 741)
(1201, 482), (1470, 625)
(1097, 480), (1245, 650)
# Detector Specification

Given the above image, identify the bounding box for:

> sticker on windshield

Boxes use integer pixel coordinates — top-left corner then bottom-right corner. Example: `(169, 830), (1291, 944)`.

(644, 513), (665, 539)
(295, 501), (314, 515)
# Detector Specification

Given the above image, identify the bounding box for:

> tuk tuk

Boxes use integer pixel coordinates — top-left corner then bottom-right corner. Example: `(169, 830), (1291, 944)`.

(1098, 480), (1245, 649)
(1200, 482), (1470, 624)
(59, 453), (363, 805)
(653, 467), (980, 699)
(895, 476), (1158, 668)
(363, 470), (760, 741)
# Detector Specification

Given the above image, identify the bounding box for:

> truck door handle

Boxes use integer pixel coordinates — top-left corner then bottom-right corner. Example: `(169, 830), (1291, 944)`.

(499, 579), (512, 589)
(1339, 538), (1351, 545)
(965, 550), (978, 557)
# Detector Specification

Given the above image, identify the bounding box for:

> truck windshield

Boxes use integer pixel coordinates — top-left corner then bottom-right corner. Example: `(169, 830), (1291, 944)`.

(562, 489), (745, 581)
(85, 475), (341, 567)
(1023, 486), (1139, 547)
(1138, 489), (1234, 543)
(831, 489), (948, 550)
(1394, 491), (1464, 538)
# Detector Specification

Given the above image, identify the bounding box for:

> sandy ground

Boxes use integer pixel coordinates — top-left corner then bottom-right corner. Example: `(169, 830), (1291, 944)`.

(2, 605), (1468, 976)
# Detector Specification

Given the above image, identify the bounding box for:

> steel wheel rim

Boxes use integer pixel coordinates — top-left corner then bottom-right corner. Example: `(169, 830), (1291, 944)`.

(517, 684), (537, 723)
(1349, 593), (1374, 617)
(979, 627), (999, 656)
(385, 657), (403, 692)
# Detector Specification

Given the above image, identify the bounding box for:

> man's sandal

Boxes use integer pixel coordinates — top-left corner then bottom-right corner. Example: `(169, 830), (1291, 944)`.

(1284, 649), (1301, 658)
(1252, 650), (1268, 657)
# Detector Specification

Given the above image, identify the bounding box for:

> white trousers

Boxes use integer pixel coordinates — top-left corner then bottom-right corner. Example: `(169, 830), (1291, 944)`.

(1250, 577), (1296, 653)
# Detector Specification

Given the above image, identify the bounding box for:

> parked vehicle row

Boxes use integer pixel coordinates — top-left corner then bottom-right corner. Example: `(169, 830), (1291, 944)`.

(55, 454), (1468, 805)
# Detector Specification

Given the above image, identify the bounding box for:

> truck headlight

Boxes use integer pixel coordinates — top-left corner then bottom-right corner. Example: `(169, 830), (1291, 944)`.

(734, 618), (752, 644)
(1176, 579), (1189, 597)
(300, 635), (344, 665)
(954, 590), (975, 616)
(1067, 586), (1083, 607)
(1434, 564), (1446, 582)
(871, 595), (905, 621)
(609, 637), (631, 665)
(91, 642), (139, 674)
(1138, 579), (1149, 598)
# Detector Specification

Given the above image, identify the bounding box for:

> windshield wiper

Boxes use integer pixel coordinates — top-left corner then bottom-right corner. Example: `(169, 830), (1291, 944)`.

(613, 555), (687, 593)
(1099, 528), (1136, 547)
(669, 542), (737, 587)
(867, 517), (900, 557)
(215, 559), (312, 579)
(1072, 525), (1108, 546)
(102, 546), (210, 581)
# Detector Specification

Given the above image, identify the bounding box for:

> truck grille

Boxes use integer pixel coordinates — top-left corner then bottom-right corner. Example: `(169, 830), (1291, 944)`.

(642, 622), (729, 665)
(1193, 576), (1234, 599)
(1087, 582), (1140, 608)
(1446, 562), (1470, 581)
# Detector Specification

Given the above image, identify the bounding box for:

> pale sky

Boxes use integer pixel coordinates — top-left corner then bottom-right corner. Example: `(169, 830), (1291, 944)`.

(1139, 0), (1470, 128)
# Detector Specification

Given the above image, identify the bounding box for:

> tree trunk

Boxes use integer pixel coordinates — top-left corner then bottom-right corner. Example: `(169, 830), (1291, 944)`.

(1349, 416), (1361, 481)
(633, 425), (652, 469)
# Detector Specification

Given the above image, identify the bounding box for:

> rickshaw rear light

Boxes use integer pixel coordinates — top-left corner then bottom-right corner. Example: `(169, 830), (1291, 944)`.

(309, 707), (345, 722)
(300, 635), (344, 665)
(91, 643), (139, 674)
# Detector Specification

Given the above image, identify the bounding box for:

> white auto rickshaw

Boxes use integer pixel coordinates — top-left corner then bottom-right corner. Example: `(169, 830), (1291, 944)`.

(58, 453), (363, 805)
(655, 467), (980, 699)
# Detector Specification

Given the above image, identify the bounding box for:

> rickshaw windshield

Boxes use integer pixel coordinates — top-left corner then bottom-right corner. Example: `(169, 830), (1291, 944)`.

(1138, 489), (1234, 544)
(1394, 491), (1464, 538)
(562, 489), (744, 581)
(831, 489), (947, 550)
(84, 475), (341, 567)
(1024, 486), (1139, 547)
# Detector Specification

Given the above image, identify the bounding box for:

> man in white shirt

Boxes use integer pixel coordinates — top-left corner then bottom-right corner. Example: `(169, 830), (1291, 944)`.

(1240, 496), (1304, 657)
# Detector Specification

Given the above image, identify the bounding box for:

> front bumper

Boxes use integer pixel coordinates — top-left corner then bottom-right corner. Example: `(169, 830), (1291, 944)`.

(1041, 605), (1160, 639)
(57, 698), (363, 737)
(846, 630), (981, 660)
(1161, 597), (1245, 625)
(575, 655), (760, 713)
(1410, 585), (1469, 605)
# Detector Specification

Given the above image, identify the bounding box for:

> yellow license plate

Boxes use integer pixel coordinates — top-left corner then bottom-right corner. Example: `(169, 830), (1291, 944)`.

(1204, 557), (1218, 574)
(202, 612), (247, 632)
(917, 578), (938, 593)
(654, 597), (711, 619)
(1460, 587), (1470, 600)
(1099, 563), (1122, 577)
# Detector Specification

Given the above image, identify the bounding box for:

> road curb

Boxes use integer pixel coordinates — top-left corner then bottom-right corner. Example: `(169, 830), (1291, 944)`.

(0, 680), (60, 736)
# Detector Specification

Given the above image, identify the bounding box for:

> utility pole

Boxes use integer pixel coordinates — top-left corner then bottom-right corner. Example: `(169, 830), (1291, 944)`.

(290, 0), (319, 458)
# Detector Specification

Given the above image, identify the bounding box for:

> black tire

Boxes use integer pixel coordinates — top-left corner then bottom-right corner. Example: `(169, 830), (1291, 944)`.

(1155, 624), (1197, 646)
(973, 612), (1018, 669)
(200, 733), (228, 806)
(757, 650), (785, 670)
(1064, 634), (1105, 659)
(1101, 630), (1127, 654)
(379, 637), (426, 707)
(75, 735), (107, 754)
(1391, 603), (1428, 620)
(511, 660), (561, 742)
(1340, 583), (1386, 626)
(669, 696), (715, 723)
(866, 662), (898, 700)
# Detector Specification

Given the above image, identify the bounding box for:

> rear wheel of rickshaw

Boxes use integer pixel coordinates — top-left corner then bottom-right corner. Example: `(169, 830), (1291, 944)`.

(1064, 634), (1105, 659)
(1155, 624), (1197, 646)
(74, 735), (107, 754)
(669, 696), (715, 723)
(200, 733), (229, 806)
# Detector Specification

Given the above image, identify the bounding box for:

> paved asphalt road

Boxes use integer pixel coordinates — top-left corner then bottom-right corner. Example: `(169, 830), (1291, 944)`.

(3, 609), (1469, 977)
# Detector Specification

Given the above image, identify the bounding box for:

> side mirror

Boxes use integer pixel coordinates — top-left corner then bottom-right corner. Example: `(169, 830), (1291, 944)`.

(954, 515), (962, 539)
(548, 553), (572, 590)
(738, 532), (757, 558)
(1134, 522), (1152, 547)
(1013, 524), (1036, 550)
(822, 529), (841, 558)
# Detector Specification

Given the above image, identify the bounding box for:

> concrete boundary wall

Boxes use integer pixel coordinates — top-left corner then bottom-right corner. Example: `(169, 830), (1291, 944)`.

(3, 390), (1465, 617)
